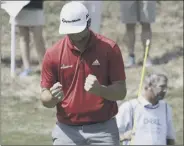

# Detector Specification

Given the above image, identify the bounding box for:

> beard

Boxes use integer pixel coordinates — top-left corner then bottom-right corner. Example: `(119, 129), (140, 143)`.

(156, 91), (166, 100)
(151, 87), (166, 100)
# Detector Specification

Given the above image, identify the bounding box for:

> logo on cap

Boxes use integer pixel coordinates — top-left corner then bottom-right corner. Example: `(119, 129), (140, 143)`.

(62, 18), (81, 23)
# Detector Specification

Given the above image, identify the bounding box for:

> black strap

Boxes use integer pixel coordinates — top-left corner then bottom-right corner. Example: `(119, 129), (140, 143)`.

(165, 103), (168, 126)
(129, 100), (139, 128)
(128, 101), (134, 128)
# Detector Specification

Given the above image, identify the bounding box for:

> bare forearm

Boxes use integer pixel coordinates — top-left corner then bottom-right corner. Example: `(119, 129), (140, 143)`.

(40, 89), (60, 108)
(99, 81), (127, 101)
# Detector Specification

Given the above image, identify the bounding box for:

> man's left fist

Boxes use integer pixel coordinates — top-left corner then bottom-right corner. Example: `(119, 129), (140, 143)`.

(84, 74), (101, 95)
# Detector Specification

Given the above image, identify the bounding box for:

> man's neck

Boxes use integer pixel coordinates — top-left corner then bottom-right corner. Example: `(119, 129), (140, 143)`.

(148, 98), (159, 105)
(142, 93), (159, 105)
(72, 31), (91, 53)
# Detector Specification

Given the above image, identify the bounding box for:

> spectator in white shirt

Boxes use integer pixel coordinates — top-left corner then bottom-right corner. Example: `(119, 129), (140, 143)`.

(116, 73), (176, 145)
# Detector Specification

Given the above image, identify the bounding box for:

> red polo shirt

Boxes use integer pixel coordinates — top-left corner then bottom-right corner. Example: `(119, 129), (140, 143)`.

(41, 31), (126, 125)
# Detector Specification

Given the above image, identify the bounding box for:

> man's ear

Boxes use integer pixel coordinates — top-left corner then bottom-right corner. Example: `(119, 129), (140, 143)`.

(145, 84), (152, 91)
(144, 85), (148, 90)
(147, 86), (152, 91)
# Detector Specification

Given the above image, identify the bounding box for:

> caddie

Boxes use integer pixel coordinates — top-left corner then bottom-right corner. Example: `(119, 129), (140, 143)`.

(116, 73), (176, 145)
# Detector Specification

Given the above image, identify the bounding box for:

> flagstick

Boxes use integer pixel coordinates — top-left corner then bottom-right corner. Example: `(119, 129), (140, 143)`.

(130, 39), (150, 145)
(137, 39), (150, 97)
(10, 18), (16, 78)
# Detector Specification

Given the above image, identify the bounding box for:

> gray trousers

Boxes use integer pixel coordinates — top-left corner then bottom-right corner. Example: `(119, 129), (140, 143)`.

(52, 118), (120, 145)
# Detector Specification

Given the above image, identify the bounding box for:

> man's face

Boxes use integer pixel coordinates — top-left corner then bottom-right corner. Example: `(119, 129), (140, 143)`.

(146, 78), (168, 101)
(68, 27), (89, 42)
(152, 81), (167, 100)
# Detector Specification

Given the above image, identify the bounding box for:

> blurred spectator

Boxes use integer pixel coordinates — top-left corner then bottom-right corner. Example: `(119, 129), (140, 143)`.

(78, 1), (103, 34)
(10, 0), (46, 76)
(120, 1), (156, 67)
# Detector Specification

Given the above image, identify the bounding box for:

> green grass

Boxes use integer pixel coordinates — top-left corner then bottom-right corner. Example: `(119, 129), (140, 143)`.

(166, 87), (183, 145)
(2, 132), (51, 145)
(1, 87), (183, 145)
(1, 97), (55, 145)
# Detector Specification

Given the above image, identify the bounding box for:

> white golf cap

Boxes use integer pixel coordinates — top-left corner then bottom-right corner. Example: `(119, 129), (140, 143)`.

(59, 1), (89, 35)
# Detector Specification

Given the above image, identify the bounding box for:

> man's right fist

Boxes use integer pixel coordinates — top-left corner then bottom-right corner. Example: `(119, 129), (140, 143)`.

(50, 82), (64, 100)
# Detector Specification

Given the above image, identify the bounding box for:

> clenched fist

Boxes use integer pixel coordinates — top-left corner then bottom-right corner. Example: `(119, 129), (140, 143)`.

(84, 74), (101, 95)
(50, 82), (64, 100)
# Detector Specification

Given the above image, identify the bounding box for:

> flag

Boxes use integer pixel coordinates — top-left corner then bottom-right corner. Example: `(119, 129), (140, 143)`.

(1, 1), (30, 18)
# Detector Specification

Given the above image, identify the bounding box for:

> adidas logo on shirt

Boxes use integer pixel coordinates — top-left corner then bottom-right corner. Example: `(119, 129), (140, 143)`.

(92, 59), (100, 66)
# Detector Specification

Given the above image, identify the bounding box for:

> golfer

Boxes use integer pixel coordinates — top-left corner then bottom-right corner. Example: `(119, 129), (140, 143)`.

(116, 73), (176, 145)
(40, 1), (127, 145)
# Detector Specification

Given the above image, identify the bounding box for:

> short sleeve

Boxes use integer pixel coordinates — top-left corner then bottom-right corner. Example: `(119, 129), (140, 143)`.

(40, 51), (57, 89)
(166, 105), (176, 140)
(116, 101), (132, 134)
(108, 44), (126, 82)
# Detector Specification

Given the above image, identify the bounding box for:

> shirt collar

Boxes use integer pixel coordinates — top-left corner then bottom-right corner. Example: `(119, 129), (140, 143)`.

(138, 96), (160, 109)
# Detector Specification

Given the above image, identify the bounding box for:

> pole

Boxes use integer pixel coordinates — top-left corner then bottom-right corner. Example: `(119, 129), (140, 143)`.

(130, 39), (150, 145)
(10, 18), (16, 78)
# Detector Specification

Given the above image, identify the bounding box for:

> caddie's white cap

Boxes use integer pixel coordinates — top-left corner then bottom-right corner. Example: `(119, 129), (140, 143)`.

(59, 1), (89, 35)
